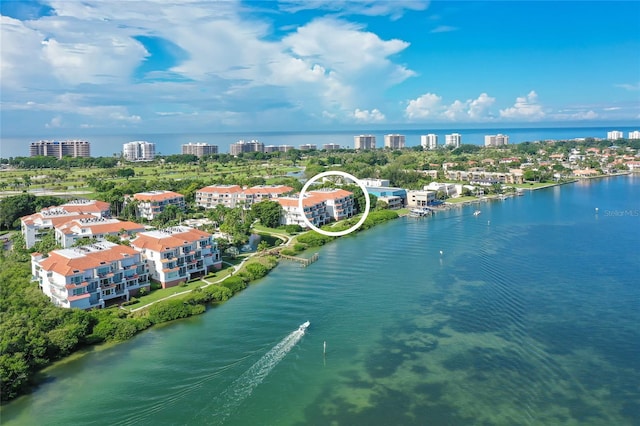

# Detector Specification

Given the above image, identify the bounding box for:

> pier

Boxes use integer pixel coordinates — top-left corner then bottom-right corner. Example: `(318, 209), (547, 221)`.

(278, 252), (319, 267)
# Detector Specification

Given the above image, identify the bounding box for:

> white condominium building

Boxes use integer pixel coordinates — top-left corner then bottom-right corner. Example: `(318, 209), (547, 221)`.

(354, 135), (376, 150)
(129, 191), (185, 220)
(55, 217), (145, 248)
(21, 200), (111, 248)
(30, 140), (91, 159)
(384, 134), (406, 149)
(276, 189), (355, 228)
(323, 143), (341, 150)
(484, 134), (509, 147)
(421, 134), (438, 150)
(607, 130), (624, 140)
(445, 133), (462, 148)
(230, 140), (265, 156)
(123, 141), (156, 161)
(31, 241), (150, 310)
(131, 226), (221, 288)
(628, 130), (640, 140)
(195, 185), (294, 210)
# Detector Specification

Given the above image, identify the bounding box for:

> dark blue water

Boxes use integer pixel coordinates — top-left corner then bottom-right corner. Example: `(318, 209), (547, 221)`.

(2, 175), (639, 425)
(2, 125), (638, 158)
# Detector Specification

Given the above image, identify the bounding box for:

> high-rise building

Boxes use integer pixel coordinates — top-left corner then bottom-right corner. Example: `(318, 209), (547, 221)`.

(484, 134), (509, 147)
(607, 130), (624, 140)
(229, 140), (265, 156)
(181, 143), (218, 157)
(123, 141), (156, 161)
(629, 131), (640, 140)
(30, 140), (91, 159)
(323, 143), (341, 150)
(299, 144), (317, 151)
(445, 133), (462, 148)
(384, 134), (405, 149)
(354, 135), (376, 150)
(420, 134), (438, 150)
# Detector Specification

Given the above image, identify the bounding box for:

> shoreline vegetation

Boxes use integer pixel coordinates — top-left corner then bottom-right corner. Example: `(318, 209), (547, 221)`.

(1, 136), (637, 402)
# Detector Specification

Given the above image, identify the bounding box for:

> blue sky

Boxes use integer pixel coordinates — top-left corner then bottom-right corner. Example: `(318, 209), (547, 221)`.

(1, 0), (639, 136)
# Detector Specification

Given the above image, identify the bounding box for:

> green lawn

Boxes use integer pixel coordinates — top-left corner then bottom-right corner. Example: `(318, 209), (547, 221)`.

(446, 196), (480, 204)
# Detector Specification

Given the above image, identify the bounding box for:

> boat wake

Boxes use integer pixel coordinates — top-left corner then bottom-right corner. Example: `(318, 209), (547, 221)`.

(198, 321), (309, 424)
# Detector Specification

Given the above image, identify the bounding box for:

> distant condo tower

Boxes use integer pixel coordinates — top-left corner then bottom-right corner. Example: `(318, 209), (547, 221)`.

(323, 143), (341, 150)
(484, 134), (509, 147)
(384, 134), (406, 149)
(123, 141), (156, 161)
(354, 135), (376, 150)
(230, 139), (265, 156)
(181, 142), (218, 157)
(299, 144), (317, 151)
(420, 134), (438, 150)
(445, 133), (462, 148)
(30, 140), (91, 159)
(629, 130), (640, 140)
(607, 130), (624, 140)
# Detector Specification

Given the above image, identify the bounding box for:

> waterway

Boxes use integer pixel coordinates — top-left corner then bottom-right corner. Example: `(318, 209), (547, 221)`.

(2, 175), (639, 425)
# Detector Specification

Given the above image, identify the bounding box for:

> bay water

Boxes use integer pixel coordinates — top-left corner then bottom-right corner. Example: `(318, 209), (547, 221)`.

(2, 175), (639, 425)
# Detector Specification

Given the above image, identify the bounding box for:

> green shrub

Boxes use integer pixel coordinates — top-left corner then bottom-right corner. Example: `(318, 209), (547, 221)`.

(221, 276), (248, 294)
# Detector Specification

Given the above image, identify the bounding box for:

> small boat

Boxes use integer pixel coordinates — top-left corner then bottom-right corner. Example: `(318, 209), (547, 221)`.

(299, 321), (310, 333)
(473, 210), (481, 216)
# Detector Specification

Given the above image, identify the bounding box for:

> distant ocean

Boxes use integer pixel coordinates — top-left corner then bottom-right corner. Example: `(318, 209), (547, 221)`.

(1, 125), (639, 158)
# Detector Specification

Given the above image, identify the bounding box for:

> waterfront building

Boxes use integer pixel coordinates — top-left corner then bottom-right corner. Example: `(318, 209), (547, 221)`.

(384, 134), (406, 149)
(276, 189), (354, 228)
(195, 185), (293, 210)
(31, 241), (150, 310)
(55, 217), (145, 248)
(230, 140), (265, 156)
(354, 135), (376, 150)
(406, 190), (437, 208)
(299, 144), (317, 151)
(444, 170), (524, 185)
(421, 134), (438, 150)
(426, 182), (458, 197)
(30, 140), (91, 159)
(360, 178), (390, 188)
(21, 200), (111, 248)
(181, 143), (218, 157)
(628, 130), (640, 140)
(445, 133), (462, 148)
(131, 226), (222, 288)
(307, 189), (355, 221)
(484, 134), (509, 147)
(123, 141), (156, 161)
(128, 191), (185, 221)
(364, 186), (407, 209)
(323, 143), (341, 150)
(607, 130), (624, 140)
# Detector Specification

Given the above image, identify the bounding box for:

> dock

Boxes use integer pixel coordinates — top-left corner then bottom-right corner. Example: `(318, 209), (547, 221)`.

(279, 252), (319, 267)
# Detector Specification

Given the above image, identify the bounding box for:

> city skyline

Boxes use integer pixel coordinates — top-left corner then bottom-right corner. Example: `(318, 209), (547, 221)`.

(1, 1), (639, 138)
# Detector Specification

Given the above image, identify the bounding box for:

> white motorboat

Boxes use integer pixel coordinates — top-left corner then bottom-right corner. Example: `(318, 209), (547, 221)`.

(473, 210), (481, 216)
(299, 321), (310, 333)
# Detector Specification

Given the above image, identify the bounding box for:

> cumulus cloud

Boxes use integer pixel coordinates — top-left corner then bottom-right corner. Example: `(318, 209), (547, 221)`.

(277, 0), (428, 20)
(353, 108), (385, 122)
(499, 91), (545, 120)
(405, 92), (495, 121)
(614, 82), (640, 91)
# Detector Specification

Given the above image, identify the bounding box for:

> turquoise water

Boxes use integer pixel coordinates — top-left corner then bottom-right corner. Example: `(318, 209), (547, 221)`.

(2, 176), (639, 425)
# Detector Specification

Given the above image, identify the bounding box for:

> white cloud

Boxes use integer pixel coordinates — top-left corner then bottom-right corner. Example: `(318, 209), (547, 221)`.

(405, 92), (495, 121)
(45, 116), (63, 128)
(353, 108), (385, 122)
(614, 82), (640, 91)
(499, 91), (545, 120)
(430, 25), (458, 33)
(277, 0), (429, 20)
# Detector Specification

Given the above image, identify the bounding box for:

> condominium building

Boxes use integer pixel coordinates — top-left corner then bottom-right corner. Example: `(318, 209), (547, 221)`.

(264, 145), (294, 153)
(276, 189), (355, 228)
(55, 217), (145, 248)
(445, 133), (462, 148)
(21, 200), (111, 248)
(230, 140), (265, 156)
(131, 226), (221, 288)
(181, 143), (218, 157)
(406, 190), (437, 208)
(31, 241), (150, 310)
(421, 134), (438, 150)
(123, 141), (156, 161)
(195, 185), (293, 210)
(484, 134), (509, 147)
(30, 140), (91, 159)
(384, 134), (406, 149)
(628, 130), (640, 140)
(323, 143), (341, 150)
(607, 130), (624, 140)
(354, 135), (376, 150)
(128, 191), (185, 220)
(299, 144), (317, 151)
